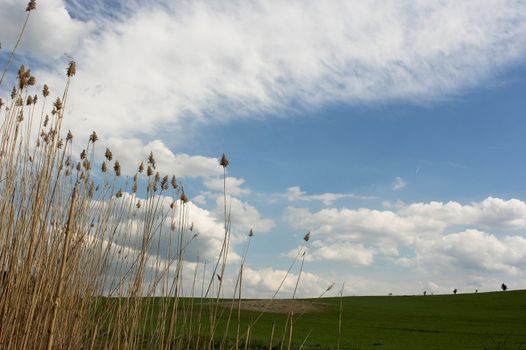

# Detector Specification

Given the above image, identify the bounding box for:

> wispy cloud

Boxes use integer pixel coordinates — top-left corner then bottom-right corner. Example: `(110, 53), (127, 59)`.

(283, 186), (376, 205)
(392, 177), (407, 191)
(1, 0), (525, 147)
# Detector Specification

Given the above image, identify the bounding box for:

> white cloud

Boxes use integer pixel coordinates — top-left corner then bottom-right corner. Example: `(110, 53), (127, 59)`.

(204, 176), (250, 196)
(392, 177), (406, 191)
(2, 0), (523, 148)
(284, 186), (375, 205)
(284, 206), (437, 245)
(96, 138), (222, 178)
(0, 0), (94, 58)
(284, 197), (526, 279)
(306, 241), (375, 266)
(400, 197), (526, 230)
(242, 266), (332, 298)
(415, 229), (526, 275)
(215, 196), (275, 234)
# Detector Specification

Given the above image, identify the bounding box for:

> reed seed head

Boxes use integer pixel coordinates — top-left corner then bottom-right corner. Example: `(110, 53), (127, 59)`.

(249, 228), (254, 237)
(89, 131), (98, 143)
(114, 161), (121, 176)
(11, 86), (17, 99)
(66, 130), (73, 141)
(220, 153), (229, 168)
(18, 77), (26, 89)
(161, 175), (169, 190)
(43, 84), (49, 97)
(136, 200), (141, 209)
(180, 193), (188, 203)
(116, 189), (123, 198)
(80, 149), (87, 160)
(18, 65), (26, 79)
(26, 95), (33, 105)
(104, 148), (113, 161)
(147, 152), (156, 168)
(303, 231), (310, 242)
(101, 161), (107, 173)
(132, 182), (137, 193)
(0, 98), (3, 109)
(171, 175), (177, 189)
(138, 162), (144, 173)
(83, 160), (91, 170)
(53, 98), (62, 111)
(26, 0), (36, 11)
(28, 76), (36, 86)
(147, 165), (153, 177)
(67, 61), (76, 77)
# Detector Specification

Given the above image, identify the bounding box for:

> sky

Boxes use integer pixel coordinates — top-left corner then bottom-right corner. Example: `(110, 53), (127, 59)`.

(1, 0), (526, 297)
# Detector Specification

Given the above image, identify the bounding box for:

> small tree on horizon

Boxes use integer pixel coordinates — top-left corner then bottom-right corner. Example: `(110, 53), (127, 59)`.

(501, 283), (508, 291)
(453, 288), (457, 295)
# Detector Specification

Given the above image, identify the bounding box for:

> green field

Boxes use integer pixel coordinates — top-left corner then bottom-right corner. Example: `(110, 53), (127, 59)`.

(107, 289), (526, 349)
(95, 290), (526, 350)
(272, 290), (526, 350)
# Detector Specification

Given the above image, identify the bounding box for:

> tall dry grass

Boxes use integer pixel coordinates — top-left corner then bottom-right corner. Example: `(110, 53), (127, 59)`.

(0, 2), (328, 349)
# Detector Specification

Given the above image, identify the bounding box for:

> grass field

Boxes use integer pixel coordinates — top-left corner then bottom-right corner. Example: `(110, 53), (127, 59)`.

(117, 290), (526, 349)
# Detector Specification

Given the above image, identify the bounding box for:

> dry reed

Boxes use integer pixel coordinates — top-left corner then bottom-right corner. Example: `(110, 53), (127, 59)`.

(0, 3), (332, 349)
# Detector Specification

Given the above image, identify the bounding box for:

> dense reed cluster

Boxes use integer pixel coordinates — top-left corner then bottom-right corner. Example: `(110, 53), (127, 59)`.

(0, 2), (331, 349)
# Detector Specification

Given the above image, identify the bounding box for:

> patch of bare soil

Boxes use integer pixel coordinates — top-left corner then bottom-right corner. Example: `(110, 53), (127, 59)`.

(220, 300), (327, 314)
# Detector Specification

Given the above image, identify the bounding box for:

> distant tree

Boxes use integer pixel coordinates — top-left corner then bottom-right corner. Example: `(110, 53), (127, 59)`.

(501, 283), (507, 291)
(475, 289), (478, 293)
(423, 291), (427, 296)
(453, 288), (457, 295)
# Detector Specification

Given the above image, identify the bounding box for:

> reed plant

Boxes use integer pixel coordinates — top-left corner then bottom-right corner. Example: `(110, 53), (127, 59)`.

(0, 2), (329, 349)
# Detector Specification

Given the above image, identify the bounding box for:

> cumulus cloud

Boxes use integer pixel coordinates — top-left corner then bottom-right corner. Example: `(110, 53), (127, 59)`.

(89, 192), (232, 264)
(297, 241), (375, 266)
(99, 138), (223, 178)
(204, 176), (250, 196)
(400, 197), (526, 230)
(215, 196), (275, 234)
(415, 229), (526, 275)
(284, 206), (437, 245)
(242, 266), (332, 298)
(285, 197), (526, 275)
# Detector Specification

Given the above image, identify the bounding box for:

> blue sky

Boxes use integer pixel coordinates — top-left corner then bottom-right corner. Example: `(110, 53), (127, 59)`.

(1, 0), (526, 297)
